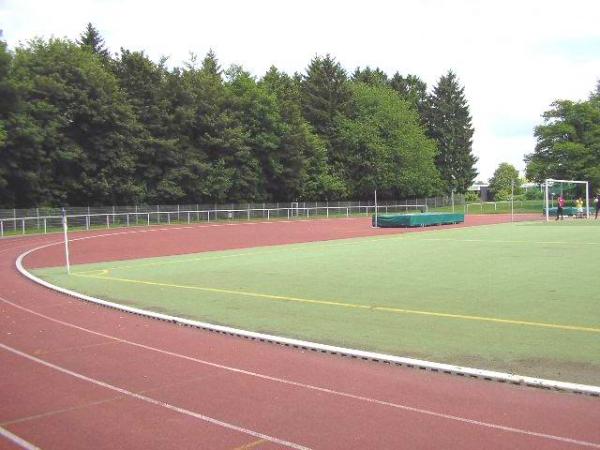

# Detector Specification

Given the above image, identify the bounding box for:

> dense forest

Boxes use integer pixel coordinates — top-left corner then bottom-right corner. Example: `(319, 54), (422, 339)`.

(0, 24), (478, 208)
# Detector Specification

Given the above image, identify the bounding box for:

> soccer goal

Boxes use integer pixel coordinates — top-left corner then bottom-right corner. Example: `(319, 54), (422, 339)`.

(544, 179), (589, 221)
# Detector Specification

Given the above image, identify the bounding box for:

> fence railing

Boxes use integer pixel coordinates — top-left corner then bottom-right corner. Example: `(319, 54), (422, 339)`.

(1, 198), (460, 237)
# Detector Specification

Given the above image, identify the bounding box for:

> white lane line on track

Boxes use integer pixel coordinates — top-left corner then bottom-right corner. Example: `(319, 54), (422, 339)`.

(2, 296), (599, 449)
(0, 426), (40, 450)
(0, 342), (310, 450)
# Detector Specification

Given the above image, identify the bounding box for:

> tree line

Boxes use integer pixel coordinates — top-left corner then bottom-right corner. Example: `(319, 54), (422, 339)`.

(0, 24), (477, 208)
(525, 81), (600, 193)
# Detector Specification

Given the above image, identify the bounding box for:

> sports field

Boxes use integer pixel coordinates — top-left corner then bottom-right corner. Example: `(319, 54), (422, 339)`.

(34, 220), (600, 385)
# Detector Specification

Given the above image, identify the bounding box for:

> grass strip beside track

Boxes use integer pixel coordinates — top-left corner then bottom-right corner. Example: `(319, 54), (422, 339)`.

(34, 221), (600, 385)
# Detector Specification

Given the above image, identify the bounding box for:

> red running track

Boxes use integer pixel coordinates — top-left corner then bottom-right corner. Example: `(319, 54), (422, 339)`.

(1, 215), (599, 449)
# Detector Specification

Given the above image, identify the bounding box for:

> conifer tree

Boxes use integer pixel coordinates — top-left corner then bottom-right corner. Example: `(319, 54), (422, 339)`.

(77, 23), (110, 59)
(301, 55), (352, 190)
(425, 70), (477, 193)
(351, 66), (388, 86)
(301, 55), (351, 141)
(389, 73), (428, 122)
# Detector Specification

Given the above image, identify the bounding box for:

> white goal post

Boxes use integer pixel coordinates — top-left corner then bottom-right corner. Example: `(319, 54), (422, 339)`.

(544, 178), (589, 221)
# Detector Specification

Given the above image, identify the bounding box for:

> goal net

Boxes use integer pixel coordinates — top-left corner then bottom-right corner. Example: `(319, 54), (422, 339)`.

(544, 179), (589, 221)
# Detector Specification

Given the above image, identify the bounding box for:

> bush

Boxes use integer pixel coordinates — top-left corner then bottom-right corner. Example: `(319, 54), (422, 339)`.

(465, 191), (480, 202)
(525, 189), (543, 200)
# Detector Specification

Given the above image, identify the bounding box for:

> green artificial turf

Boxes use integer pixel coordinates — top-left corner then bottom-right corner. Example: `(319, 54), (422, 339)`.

(34, 220), (600, 385)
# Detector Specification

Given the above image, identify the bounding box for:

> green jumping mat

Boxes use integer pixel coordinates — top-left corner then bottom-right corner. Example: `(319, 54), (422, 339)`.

(373, 212), (465, 228)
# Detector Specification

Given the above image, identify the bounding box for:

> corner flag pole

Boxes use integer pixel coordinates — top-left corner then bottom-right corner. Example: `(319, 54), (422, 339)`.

(62, 208), (71, 274)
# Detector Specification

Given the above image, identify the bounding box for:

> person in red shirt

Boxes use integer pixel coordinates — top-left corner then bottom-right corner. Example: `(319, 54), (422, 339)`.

(556, 195), (565, 220)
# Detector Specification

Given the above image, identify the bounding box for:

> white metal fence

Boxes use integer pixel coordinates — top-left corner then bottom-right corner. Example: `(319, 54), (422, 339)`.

(0, 196), (464, 237)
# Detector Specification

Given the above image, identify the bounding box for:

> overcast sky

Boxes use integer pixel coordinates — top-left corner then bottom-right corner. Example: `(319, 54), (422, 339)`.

(2, 0), (600, 180)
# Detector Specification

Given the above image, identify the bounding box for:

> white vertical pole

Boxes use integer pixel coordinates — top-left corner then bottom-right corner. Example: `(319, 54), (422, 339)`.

(545, 180), (549, 222)
(451, 190), (455, 213)
(511, 180), (514, 222)
(62, 208), (71, 275)
(373, 190), (378, 228)
(585, 181), (590, 219)
(0, 220), (3, 237)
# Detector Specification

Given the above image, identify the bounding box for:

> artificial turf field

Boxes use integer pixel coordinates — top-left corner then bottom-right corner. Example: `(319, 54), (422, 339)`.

(34, 220), (600, 385)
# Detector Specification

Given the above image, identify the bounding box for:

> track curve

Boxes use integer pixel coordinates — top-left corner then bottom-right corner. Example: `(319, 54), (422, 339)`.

(2, 216), (599, 449)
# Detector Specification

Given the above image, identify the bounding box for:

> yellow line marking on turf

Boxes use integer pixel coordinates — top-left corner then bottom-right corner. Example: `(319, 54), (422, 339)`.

(73, 272), (600, 334)
(233, 439), (266, 450)
(75, 268), (110, 276)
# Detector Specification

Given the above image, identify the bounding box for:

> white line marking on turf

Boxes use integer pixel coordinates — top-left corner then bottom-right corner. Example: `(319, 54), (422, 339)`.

(0, 426), (40, 450)
(0, 342), (310, 450)
(2, 296), (599, 448)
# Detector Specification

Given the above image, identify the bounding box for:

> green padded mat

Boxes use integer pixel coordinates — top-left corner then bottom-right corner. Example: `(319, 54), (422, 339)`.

(373, 212), (465, 228)
(544, 207), (594, 216)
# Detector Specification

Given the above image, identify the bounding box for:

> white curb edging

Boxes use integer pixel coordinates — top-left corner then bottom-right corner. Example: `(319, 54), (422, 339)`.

(15, 238), (600, 398)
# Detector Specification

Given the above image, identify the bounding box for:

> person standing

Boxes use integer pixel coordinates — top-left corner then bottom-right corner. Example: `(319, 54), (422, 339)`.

(556, 194), (565, 220)
(575, 197), (584, 218)
(595, 192), (600, 219)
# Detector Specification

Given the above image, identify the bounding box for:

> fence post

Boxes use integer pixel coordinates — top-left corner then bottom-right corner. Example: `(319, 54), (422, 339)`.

(126, 214), (130, 227)
(157, 205), (160, 223)
(106, 215), (110, 229)
(147, 213), (150, 226)
(36, 208), (40, 230)
(0, 220), (3, 237)
(187, 212), (190, 224)
(267, 209), (270, 221)
(22, 218), (25, 235)
(44, 218), (46, 234)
